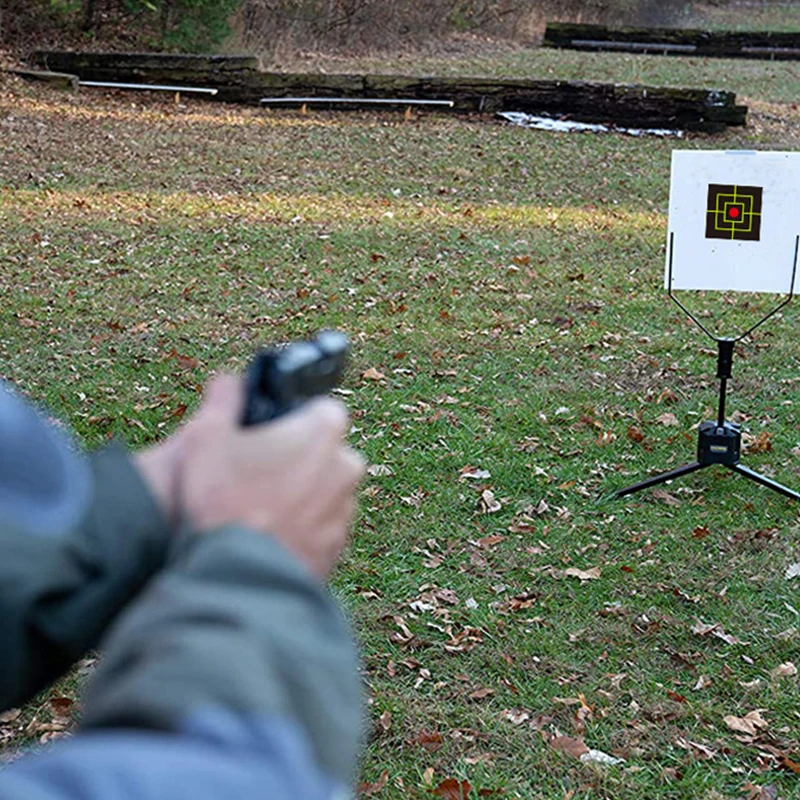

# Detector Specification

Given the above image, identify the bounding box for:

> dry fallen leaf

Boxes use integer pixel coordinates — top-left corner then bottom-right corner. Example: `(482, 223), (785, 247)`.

(743, 431), (772, 454)
(551, 735), (590, 759)
(0, 709), (21, 724)
(771, 662), (797, 679)
(785, 563), (800, 580)
(676, 737), (716, 760)
(432, 778), (472, 800)
(657, 412), (679, 426)
(742, 782), (778, 800)
(564, 567), (601, 582)
(478, 489), (502, 514)
(460, 466), (491, 480)
(500, 708), (529, 725)
(691, 619), (749, 645)
(414, 730), (444, 751)
(652, 488), (680, 506)
(723, 709), (769, 736)
(358, 769), (389, 796)
(361, 367), (385, 382)
(367, 464), (394, 477)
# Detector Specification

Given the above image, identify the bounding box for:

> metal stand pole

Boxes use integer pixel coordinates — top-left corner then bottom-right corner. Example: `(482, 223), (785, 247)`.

(613, 233), (800, 501)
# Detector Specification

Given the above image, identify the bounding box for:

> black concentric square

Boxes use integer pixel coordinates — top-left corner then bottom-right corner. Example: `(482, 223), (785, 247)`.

(705, 184), (763, 241)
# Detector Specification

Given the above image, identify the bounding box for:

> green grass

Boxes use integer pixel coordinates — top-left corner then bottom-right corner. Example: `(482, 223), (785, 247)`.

(2, 43), (800, 799)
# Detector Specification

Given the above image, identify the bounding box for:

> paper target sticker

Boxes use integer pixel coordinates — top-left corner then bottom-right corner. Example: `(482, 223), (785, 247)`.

(705, 184), (763, 241)
(667, 151), (800, 293)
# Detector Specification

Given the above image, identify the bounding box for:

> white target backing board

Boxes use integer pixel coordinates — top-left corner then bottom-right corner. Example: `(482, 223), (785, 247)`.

(666, 150), (800, 293)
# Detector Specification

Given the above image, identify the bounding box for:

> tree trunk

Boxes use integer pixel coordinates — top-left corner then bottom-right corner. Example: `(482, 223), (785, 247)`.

(82, 0), (97, 32)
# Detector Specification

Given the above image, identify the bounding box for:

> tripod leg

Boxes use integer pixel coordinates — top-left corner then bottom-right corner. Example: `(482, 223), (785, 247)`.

(726, 463), (800, 501)
(615, 462), (706, 499)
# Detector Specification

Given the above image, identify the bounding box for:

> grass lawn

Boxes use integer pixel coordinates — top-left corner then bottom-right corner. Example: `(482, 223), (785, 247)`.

(2, 38), (800, 799)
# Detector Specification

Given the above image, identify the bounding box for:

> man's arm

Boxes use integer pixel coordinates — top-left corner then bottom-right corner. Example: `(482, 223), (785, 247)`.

(0, 383), (175, 709)
(0, 527), (362, 798)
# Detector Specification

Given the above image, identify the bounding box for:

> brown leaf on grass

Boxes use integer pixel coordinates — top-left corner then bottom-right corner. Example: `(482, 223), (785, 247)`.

(551, 735), (590, 759)
(0, 709), (21, 724)
(361, 367), (385, 382)
(166, 350), (198, 370)
(389, 616), (414, 645)
(652, 489), (680, 506)
(657, 412), (679, 426)
(431, 778), (472, 800)
(358, 769), (389, 795)
(692, 525), (711, 539)
(771, 662), (797, 678)
(530, 499), (549, 516)
(478, 489), (502, 514)
(49, 697), (74, 716)
(666, 690), (688, 704)
(780, 755), (800, 774)
(723, 710), (769, 736)
(743, 431), (772, 454)
(367, 464), (394, 477)
(627, 426), (645, 443)
(676, 737), (716, 760)
(564, 567), (601, 582)
(414, 730), (444, 751)
(469, 687), (495, 701)
(691, 620), (720, 636)
(378, 711), (391, 733)
(475, 534), (505, 550)
(460, 466), (491, 480)
(661, 767), (682, 782)
(500, 708), (530, 725)
(658, 388), (679, 404)
(691, 619), (749, 645)
(508, 514), (537, 534)
(742, 782), (778, 800)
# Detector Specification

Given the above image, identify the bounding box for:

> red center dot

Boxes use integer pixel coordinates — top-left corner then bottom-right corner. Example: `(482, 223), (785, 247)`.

(729, 207), (740, 219)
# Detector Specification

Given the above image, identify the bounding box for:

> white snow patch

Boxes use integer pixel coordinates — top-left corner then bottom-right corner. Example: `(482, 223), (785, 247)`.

(498, 112), (684, 138)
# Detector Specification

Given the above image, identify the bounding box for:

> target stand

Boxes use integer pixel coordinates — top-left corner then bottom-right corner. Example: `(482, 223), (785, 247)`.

(614, 232), (800, 502)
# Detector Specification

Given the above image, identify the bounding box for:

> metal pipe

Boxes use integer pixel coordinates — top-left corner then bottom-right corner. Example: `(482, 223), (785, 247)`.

(259, 97), (453, 107)
(80, 81), (218, 95)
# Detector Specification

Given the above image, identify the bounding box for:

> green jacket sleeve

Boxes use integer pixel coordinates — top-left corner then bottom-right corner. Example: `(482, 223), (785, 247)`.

(0, 443), (172, 709)
(81, 526), (363, 786)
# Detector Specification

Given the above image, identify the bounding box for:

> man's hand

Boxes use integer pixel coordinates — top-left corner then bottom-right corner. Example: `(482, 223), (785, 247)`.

(174, 374), (364, 579)
(134, 435), (184, 528)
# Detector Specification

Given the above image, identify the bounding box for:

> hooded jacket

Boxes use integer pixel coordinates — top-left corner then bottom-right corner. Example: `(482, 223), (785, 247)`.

(0, 382), (362, 799)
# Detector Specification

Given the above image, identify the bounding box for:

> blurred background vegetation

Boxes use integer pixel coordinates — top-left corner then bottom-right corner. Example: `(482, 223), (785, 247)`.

(0, 0), (748, 59)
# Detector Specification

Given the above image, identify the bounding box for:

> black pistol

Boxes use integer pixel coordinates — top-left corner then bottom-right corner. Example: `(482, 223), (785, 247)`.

(241, 330), (349, 426)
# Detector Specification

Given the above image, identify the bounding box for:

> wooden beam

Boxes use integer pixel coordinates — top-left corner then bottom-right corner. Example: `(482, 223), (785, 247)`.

(30, 51), (747, 132)
(544, 22), (800, 60)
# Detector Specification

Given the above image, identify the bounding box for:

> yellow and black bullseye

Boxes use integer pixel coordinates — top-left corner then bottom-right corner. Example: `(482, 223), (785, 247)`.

(705, 183), (763, 241)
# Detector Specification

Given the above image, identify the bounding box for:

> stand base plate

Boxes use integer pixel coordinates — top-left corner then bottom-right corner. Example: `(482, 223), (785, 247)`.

(615, 460), (800, 501)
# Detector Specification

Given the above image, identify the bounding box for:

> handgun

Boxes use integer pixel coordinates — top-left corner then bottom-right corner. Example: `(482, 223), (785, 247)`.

(241, 330), (349, 426)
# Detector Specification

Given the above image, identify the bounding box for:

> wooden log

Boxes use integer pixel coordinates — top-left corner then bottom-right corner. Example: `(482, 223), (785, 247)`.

(34, 51), (260, 85)
(4, 69), (79, 90)
(239, 73), (745, 132)
(544, 22), (800, 60)
(27, 51), (747, 132)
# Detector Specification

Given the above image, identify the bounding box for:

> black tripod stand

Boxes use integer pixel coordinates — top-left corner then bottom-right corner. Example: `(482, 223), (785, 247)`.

(615, 233), (800, 502)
